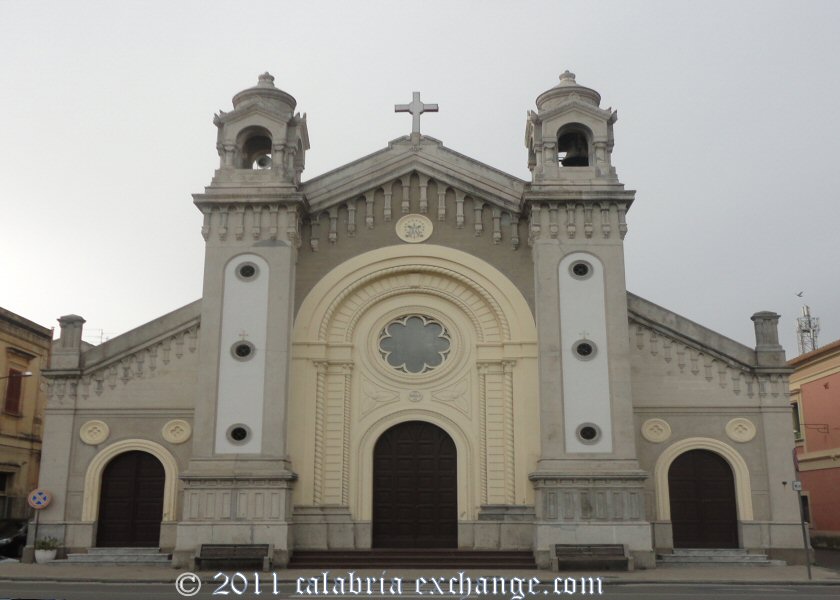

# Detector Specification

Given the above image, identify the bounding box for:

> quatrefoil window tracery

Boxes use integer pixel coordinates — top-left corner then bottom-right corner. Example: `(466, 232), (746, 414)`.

(378, 315), (451, 374)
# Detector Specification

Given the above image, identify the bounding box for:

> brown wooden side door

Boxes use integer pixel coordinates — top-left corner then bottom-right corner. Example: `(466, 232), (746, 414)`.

(372, 421), (458, 548)
(668, 449), (738, 548)
(96, 451), (165, 547)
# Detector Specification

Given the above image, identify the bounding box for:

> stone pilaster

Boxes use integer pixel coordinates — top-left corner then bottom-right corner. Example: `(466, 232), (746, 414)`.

(752, 311), (786, 367)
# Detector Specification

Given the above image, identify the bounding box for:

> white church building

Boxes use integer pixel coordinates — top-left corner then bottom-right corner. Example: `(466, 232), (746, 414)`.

(37, 72), (801, 569)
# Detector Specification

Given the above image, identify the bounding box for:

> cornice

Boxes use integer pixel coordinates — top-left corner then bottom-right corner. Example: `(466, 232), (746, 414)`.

(535, 99), (614, 125)
(214, 102), (293, 127)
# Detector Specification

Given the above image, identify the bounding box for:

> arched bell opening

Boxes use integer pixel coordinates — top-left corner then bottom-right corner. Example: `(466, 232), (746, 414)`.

(556, 124), (591, 167)
(236, 126), (273, 170)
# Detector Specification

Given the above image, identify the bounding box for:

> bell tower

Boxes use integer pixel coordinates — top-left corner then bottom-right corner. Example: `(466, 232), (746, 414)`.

(174, 74), (308, 567)
(214, 72), (309, 184)
(525, 70), (618, 184)
(525, 72), (653, 568)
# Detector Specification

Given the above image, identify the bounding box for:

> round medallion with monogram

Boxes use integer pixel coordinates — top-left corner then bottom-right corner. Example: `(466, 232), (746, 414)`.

(725, 418), (757, 443)
(396, 214), (433, 243)
(641, 418), (672, 443)
(162, 419), (192, 444)
(80, 420), (110, 445)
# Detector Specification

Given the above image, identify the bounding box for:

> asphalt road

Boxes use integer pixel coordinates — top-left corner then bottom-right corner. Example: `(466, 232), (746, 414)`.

(1, 582), (839, 600)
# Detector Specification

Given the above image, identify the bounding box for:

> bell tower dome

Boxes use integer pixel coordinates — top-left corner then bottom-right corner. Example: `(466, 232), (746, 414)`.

(525, 70), (619, 186)
(214, 72), (309, 185)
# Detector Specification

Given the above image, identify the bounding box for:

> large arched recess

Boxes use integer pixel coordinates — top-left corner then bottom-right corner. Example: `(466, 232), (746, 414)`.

(82, 439), (179, 523)
(654, 437), (754, 522)
(293, 245), (536, 344)
(289, 245), (539, 522)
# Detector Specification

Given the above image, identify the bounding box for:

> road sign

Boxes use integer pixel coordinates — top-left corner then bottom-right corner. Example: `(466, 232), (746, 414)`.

(792, 481), (803, 491)
(27, 489), (52, 510)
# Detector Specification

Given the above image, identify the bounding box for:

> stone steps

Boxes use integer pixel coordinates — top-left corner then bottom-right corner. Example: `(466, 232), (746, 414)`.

(289, 549), (536, 569)
(658, 549), (785, 566)
(66, 547), (171, 565)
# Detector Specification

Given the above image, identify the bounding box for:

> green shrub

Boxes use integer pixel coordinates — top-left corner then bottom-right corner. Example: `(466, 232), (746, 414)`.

(34, 536), (59, 550)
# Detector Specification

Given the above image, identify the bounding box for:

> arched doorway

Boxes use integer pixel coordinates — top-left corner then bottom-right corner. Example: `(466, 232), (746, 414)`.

(668, 449), (738, 548)
(372, 421), (457, 548)
(96, 451), (165, 547)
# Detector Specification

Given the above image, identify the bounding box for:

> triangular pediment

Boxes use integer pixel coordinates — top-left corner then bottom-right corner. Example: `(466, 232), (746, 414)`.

(302, 136), (527, 214)
(214, 101), (292, 126)
(536, 98), (615, 125)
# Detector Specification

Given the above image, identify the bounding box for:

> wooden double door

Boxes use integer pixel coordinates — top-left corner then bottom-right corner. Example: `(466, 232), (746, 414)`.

(372, 421), (458, 548)
(96, 451), (165, 547)
(668, 449), (738, 548)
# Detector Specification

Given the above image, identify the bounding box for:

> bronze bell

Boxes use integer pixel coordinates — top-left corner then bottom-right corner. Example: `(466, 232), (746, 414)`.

(558, 132), (589, 167)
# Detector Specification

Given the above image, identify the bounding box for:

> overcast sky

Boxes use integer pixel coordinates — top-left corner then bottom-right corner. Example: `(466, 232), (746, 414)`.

(1, 0), (838, 358)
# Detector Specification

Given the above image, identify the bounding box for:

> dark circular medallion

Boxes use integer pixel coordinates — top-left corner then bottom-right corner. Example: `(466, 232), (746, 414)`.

(572, 339), (597, 360)
(576, 423), (601, 444)
(569, 260), (593, 280)
(227, 424), (251, 444)
(231, 341), (256, 360)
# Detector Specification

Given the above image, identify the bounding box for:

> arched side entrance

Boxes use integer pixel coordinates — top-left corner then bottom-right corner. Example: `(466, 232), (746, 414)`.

(96, 451), (165, 547)
(653, 437), (754, 522)
(668, 450), (738, 548)
(372, 421), (457, 548)
(82, 439), (180, 523)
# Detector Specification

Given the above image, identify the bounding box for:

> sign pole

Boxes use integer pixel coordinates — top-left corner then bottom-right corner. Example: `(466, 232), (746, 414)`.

(792, 449), (812, 580)
(795, 483), (812, 580)
(27, 488), (52, 556)
(32, 508), (40, 550)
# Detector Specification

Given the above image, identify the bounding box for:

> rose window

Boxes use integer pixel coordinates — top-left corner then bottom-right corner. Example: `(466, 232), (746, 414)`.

(378, 315), (451, 374)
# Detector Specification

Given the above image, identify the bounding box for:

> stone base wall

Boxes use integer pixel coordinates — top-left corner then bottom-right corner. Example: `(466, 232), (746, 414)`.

(533, 522), (655, 570)
(469, 505), (535, 549)
(291, 505), (535, 551)
(173, 522), (293, 568)
(653, 519), (809, 563)
(173, 475), (296, 568)
(811, 531), (840, 549)
(293, 506), (362, 549)
(767, 547), (813, 565)
(529, 473), (653, 569)
(180, 476), (294, 522)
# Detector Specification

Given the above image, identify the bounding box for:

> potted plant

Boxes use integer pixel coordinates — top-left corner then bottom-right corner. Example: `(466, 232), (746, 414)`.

(34, 536), (59, 563)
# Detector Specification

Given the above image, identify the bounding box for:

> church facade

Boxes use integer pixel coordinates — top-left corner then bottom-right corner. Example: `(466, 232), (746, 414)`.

(38, 73), (802, 569)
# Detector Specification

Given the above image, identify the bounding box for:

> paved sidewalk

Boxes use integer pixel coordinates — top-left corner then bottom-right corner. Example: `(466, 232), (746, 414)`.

(0, 560), (839, 585)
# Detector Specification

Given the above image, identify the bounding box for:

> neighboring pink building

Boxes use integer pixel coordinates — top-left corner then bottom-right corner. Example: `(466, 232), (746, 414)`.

(789, 338), (840, 543)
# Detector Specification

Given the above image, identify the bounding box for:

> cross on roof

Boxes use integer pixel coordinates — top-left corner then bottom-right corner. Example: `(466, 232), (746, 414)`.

(395, 91), (438, 134)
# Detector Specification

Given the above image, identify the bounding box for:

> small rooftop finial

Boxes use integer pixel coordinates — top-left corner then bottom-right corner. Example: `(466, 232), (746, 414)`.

(258, 72), (275, 87)
(559, 70), (576, 84)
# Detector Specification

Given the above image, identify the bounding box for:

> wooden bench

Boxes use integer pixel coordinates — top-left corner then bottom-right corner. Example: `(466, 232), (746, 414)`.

(554, 544), (630, 571)
(195, 544), (271, 571)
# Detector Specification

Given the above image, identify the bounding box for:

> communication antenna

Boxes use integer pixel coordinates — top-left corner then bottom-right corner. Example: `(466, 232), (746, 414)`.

(82, 328), (116, 345)
(795, 304), (820, 355)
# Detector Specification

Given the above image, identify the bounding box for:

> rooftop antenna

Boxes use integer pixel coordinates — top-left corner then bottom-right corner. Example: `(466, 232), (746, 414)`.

(795, 303), (820, 355)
